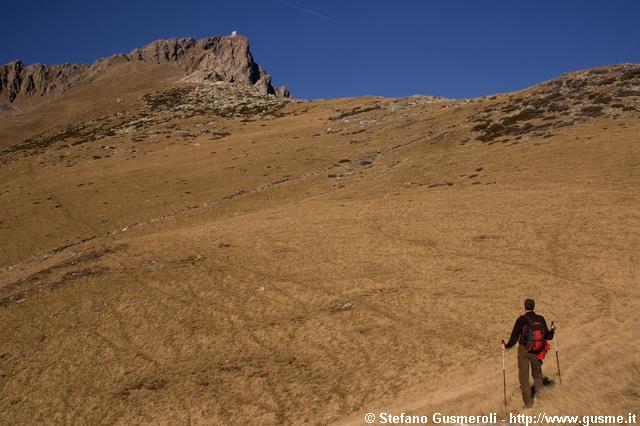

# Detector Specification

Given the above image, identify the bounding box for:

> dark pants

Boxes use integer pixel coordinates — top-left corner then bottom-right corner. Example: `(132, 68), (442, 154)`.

(518, 344), (543, 407)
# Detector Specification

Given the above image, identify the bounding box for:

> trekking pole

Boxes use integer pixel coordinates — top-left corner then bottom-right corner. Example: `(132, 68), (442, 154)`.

(552, 322), (562, 384)
(501, 339), (507, 406)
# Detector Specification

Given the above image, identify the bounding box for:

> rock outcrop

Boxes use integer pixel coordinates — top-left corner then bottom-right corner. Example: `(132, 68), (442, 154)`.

(0, 35), (289, 106)
(0, 60), (88, 103)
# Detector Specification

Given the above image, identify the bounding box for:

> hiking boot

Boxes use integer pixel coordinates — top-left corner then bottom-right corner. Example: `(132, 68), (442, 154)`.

(531, 385), (536, 401)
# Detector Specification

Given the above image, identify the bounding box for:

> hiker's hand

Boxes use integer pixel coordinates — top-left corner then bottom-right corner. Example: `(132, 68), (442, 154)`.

(500, 340), (506, 351)
(550, 322), (556, 331)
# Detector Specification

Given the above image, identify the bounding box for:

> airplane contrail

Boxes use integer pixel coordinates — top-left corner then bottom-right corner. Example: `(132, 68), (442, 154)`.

(277, 0), (330, 20)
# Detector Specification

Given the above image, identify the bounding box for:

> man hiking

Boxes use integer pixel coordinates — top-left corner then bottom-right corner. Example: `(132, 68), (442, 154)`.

(501, 298), (555, 407)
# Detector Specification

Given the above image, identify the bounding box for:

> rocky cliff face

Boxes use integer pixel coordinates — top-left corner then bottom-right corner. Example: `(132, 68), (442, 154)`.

(0, 35), (288, 106)
(0, 60), (88, 103)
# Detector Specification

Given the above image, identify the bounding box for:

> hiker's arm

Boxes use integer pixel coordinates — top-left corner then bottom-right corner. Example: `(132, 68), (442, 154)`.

(505, 317), (522, 349)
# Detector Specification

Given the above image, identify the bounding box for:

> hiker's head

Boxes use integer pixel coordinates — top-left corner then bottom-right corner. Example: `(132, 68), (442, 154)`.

(524, 298), (535, 311)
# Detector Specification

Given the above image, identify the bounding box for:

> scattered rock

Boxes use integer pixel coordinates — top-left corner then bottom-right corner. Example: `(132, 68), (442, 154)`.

(91, 301), (106, 312)
(142, 84), (287, 120)
(468, 64), (640, 143)
(330, 299), (353, 312)
(148, 260), (163, 272)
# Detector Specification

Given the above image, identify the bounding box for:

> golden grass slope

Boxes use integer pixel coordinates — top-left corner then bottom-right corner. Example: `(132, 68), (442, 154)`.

(0, 64), (639, 424)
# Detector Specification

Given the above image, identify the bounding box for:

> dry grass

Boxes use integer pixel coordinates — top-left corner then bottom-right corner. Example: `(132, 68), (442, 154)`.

(0, 64), (639, 424)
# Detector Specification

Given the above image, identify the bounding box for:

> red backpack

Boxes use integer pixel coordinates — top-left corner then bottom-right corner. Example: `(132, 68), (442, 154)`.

(522, 317), (545, 353)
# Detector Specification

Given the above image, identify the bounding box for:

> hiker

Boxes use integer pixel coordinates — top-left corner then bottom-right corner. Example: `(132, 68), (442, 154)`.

(501, 298), (555, 407)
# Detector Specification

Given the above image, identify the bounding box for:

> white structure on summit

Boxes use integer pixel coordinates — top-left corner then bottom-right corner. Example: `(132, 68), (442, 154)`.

(231, 30), (237, 36)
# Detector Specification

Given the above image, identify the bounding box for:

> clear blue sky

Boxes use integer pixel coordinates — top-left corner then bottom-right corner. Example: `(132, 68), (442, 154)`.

(1, 0), (639, 99)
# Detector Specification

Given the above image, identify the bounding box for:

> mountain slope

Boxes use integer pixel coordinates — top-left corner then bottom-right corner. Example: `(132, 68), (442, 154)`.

(0, 57), (639, 424)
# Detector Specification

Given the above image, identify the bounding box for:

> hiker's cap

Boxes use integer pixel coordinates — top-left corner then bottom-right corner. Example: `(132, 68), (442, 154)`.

(524, 298), (535, 310)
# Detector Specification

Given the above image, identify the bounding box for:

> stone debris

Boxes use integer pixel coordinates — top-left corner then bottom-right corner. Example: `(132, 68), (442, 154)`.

(330, 299), (353, 312)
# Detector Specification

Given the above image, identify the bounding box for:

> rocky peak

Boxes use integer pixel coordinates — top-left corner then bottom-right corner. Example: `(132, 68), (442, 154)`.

(0, 35), (289, 107)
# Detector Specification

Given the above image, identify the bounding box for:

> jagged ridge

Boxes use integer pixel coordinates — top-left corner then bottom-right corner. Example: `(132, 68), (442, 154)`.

(0, 35), (289, 106)
(0, 61), (88, 103)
